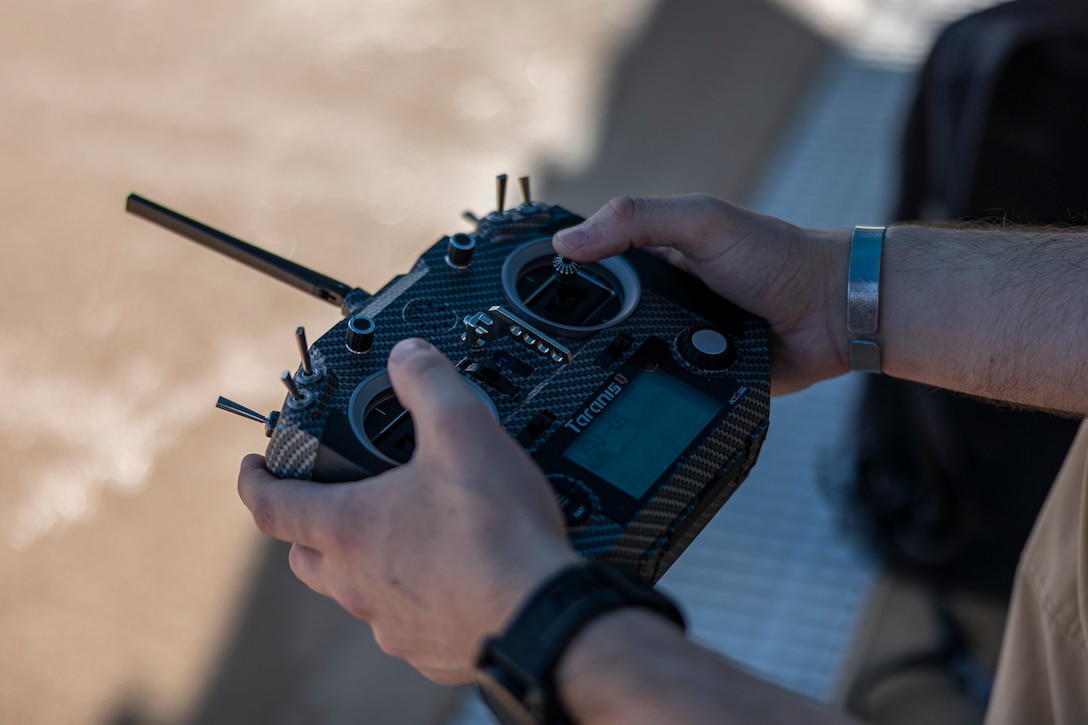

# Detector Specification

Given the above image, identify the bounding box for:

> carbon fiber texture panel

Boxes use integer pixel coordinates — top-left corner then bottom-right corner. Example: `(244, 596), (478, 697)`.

(262, 202), (770, 582)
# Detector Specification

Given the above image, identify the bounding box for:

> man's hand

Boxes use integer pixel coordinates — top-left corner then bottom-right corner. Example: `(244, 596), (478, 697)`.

(237, 338), (580, 684)
(554, 195), (851, 395)
(555, 196), (1088, 412)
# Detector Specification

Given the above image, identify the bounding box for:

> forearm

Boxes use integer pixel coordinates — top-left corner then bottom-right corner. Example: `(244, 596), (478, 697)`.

(556, 609), (859, 724)
(833, 223), (1088, 414)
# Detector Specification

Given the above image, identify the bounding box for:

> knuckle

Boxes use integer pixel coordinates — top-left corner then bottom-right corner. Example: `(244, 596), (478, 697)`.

(341, 591), (376, 622)
(604, 195), (638, 225)
(372, 629), (409, 659)
(326, 520), (357, 553)
(691, 193), (728, 220)
(247, 490), (277, 535)
(287, 544), (309, 579)
(686, 193), (717, 213)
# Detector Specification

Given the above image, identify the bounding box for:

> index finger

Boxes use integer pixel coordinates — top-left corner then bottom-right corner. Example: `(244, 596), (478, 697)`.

(237, 453), (349, 549)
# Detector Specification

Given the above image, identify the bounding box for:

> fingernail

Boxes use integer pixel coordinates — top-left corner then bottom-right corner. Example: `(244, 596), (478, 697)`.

(554, 224), (588, 251)
(389, 337), (434, 364)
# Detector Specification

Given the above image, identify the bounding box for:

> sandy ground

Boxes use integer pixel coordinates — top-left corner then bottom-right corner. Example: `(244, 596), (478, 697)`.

(0, 1), (828, 722)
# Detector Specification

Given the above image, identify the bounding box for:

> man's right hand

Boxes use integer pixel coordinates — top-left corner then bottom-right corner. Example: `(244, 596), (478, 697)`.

(553, 195), (852, 396)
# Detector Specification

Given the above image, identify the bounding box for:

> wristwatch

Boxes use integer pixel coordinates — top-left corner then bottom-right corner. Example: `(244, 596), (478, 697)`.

(474, 561), (685, 725)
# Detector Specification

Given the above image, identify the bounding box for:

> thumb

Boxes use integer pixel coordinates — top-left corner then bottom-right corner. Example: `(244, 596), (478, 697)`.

(552, 194), (732, 263)
(386, 338), (497, 458)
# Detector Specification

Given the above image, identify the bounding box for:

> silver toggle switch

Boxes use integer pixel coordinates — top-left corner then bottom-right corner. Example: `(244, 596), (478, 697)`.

(461, 311), (495, 348)
(487, 174), (510, 221)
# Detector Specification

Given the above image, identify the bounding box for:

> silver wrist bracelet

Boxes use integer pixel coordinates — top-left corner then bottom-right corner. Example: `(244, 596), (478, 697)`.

(847, 226), (885, 374)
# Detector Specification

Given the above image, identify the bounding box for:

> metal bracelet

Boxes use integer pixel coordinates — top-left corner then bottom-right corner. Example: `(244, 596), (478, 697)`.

(847, 226), (885, 373)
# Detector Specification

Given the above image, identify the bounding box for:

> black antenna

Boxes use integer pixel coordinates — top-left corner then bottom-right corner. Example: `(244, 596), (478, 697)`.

(126, 194), (363, 308)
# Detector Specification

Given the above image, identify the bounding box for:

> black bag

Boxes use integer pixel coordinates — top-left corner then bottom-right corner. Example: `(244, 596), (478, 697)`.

(848, 0), (1088, 600)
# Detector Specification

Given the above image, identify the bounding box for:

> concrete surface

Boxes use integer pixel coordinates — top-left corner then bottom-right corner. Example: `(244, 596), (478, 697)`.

(0, 1), (831, 723)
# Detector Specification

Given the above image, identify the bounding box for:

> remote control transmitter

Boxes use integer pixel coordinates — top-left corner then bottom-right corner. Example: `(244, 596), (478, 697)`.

(126, 176), (770, 583)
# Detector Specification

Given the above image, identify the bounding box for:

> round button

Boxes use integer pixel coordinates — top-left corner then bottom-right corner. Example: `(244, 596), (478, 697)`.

(678, 328), (736, 370)
(692, 329), (728, 355)
(346, 315), (376, 355)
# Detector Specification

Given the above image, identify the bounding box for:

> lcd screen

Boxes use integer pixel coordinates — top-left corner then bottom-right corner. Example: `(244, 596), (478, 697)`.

(562, 371), (723, 499)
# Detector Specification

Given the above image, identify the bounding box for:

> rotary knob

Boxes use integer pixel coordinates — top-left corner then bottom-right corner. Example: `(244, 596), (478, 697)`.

(678, 328), (735, 370)
(346, 315), (376, 355)
(446, 233), (476, 268)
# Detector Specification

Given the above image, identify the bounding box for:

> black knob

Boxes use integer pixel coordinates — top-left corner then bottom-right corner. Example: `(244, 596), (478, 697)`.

(446, 233), (476, 267)
(346, 315), (376, 355)
(678, 328), (735, 370)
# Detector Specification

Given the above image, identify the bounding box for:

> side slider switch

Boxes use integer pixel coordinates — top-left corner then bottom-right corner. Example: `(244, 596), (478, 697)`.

(595, 333), (634, 368)
(460, 361), (520, 398)
(516, 411), (556, 446)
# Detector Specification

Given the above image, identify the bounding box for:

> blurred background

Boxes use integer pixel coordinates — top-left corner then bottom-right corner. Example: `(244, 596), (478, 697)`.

(3, 0), (1063, 723)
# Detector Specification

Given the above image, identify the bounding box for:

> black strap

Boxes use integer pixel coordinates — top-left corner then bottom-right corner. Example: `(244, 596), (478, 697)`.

(476, 561), (685, 724)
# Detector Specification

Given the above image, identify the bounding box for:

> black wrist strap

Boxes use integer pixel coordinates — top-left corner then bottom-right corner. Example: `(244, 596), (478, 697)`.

(475, 561), (685, 725)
